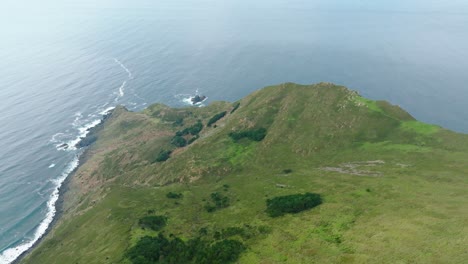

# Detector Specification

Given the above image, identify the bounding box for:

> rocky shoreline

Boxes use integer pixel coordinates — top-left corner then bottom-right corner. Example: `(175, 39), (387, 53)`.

(12, 108), (116, 264)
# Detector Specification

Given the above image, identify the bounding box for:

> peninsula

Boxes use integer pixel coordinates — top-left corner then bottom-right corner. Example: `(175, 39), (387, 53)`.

(21, 83), (468, 263)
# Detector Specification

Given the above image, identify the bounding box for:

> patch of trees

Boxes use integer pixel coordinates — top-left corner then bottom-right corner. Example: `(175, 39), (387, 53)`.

(205, 192), (230, 213)
(207, 111), (227, 127)
(154, 150), (172, 162)
(230, 102), (240, 114)
(229, 128), (267, 142)
(176, 120), (203, 136)
(138, 215), (168, 231)
(187, 135), (199, 145)
(126, 234), (245, 264)
(171, 136), (187, 147)
(266, 193), (322, 217)
(166, 192), (183, 199)
(173, 117), (184, 127)
(172, 120), (204, 147)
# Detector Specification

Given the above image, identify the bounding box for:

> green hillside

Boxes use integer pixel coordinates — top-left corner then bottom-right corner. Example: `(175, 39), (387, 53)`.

(22, 83), (468, 263)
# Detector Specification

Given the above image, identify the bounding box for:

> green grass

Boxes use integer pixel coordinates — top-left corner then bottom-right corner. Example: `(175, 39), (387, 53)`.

(354, 96), (384, 113)
(22, 83), (468, 264)
(400, 121), (440, 135)
(361, 141), (432, 153)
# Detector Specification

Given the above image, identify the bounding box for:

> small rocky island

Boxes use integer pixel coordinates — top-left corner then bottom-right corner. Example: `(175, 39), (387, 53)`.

(191, 95), (207, 105)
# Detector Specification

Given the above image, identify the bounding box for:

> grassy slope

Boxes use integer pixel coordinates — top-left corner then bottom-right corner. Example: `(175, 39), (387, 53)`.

(22, 83), (468, 263)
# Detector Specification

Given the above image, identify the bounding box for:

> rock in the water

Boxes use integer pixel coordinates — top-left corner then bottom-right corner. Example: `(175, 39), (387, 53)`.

(191, 95), (206, 104)
(58, 143), (69, 149)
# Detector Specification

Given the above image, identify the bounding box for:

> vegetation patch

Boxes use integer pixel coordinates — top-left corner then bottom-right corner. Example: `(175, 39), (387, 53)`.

(173, 117), (184, 126)
(138, 215), (168, 231)
(400, 121), (440, 136)
(171, 135), (187, 147)
(176, 120), (204, 136)
(208, 111), (227, 127)
(230, 102), (240, 114)
(126, 234), (245, 264)
(187, 135), (199, 145)
(361, 141), (431, 153)
(166, 192), (183, 199)
(266, 193), (322, 217)
(354, 96), (383, 113)
(229, 128), (267, 142)
(205, 192), (230, 212)
(154, 150), (172, 163)
(225, 142), (255, 166)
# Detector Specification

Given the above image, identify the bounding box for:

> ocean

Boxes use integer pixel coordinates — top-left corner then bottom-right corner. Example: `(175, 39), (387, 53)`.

(1, 0), (468, 263)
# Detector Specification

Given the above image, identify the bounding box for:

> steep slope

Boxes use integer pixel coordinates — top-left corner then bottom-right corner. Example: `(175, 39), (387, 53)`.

(22, 83), (468, 263)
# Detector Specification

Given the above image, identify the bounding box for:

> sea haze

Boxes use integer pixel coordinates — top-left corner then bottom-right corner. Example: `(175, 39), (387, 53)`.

(1, 0), (468, 262)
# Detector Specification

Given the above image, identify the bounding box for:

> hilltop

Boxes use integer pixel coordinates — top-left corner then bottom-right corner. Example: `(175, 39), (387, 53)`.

(22, 83), (468, 263)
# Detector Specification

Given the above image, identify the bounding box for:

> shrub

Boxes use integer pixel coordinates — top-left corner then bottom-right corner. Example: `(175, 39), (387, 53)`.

(155, 150), (172, 162)
(266, 193), (322, 217)
(230, 102), (240, 114)
(166, 192), (183, 199)
(138, 215), (168, 231)
(186, 120), (203, 135)
(229, 128), (267, 142)
(171, 135), (187, 147)
(126, 234), (245, 264)
(187, 135), (199, 145)
(211, 192), (230, 208)
(173, 117), (184, 126)
(205, 192), (230, 212)
(207, 111), (227, 127)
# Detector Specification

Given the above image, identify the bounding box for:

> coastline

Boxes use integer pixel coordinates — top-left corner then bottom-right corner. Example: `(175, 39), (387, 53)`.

(11, 109), (115, 264)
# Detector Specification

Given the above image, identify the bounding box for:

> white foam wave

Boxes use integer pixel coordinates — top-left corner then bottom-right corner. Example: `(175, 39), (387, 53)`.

(113, 58), (134, 80)
(114, 80), (127, 103)
(0, 157), (80, 264)
(119, 81), (126, 97)
(99, 106), (115, 115)
(66, 119), (102, 151)
(51, 117), (102, 151)
(72, 112), (83, 128)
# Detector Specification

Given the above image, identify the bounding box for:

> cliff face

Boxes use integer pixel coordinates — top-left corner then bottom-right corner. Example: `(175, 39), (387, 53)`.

(23, 83), (468, 264)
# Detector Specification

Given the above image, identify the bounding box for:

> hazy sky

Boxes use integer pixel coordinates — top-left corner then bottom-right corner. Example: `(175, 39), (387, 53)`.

(3, 0), (468, 11)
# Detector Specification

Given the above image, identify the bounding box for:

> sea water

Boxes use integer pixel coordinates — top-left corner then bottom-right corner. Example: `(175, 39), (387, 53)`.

(1, 0), (468, 263)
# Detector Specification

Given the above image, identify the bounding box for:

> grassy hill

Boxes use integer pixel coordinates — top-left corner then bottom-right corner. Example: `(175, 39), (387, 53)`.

(22, 83), (468, 263)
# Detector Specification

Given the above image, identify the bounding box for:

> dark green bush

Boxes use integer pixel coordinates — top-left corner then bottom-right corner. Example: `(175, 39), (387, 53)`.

(173, 117), (184, 126)
(171, 136), (187, 147)
(229, 128), (267, 142)
(155, 150), (172, 162)
(187, 135), (199, 145)
(185, 120), (203, 135)
(230, 102), (240, 114)
(266, 193), (322, 217)
(126, 234), (245, 264)
(166, 192), (183, 199)
(138, 215), (168, 231)
(207, 111), (227, 127)
(205, 192), (230, 212)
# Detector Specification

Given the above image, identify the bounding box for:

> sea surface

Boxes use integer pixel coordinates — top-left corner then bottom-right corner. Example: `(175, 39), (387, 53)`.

(1, 0), (468, 263)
